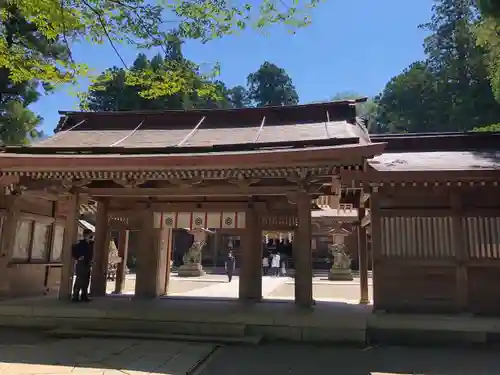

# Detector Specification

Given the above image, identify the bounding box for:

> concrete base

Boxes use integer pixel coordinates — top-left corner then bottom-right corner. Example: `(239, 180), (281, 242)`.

(177, 263), (206, 277)
(2, 296), (500, 346)
(328, 268), (354, 281)
(0, 296), (370, 344)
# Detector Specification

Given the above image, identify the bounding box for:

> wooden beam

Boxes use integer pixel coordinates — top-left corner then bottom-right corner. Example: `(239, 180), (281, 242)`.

(86, 186), (313, 197)
(110, 201), (265, 213)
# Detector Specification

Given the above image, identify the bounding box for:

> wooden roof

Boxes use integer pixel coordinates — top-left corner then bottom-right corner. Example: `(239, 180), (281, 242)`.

(369, 132), (500, 172)
(0, 101), (384, 177)
(28, 100), (368, 152)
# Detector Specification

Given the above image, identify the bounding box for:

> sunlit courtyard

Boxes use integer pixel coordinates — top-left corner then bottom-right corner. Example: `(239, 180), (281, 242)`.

(106, 271), (373, 304)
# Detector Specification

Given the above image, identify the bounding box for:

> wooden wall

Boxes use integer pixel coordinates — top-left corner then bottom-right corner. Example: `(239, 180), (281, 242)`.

(372, 184), (500, 314)
(0, 194), (65, 298)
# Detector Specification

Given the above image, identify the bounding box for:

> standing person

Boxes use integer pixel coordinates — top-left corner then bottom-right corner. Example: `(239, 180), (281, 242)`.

(72, 229), (94, 302)
(262, 255), (269, 275)
(280, 256), (287, 277)
(225, 251), (236, 282)
(271, 252), (281, 277)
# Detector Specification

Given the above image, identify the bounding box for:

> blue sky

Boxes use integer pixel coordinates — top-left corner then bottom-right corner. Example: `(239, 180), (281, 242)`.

(31, 0), (433, 135)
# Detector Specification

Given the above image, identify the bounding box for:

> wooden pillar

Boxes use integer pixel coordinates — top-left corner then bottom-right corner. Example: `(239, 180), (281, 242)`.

(113, 229), (129, 294)
(163, 228), (173, 295)
(239, 205), (262, 302)
(451, 190), (468, 311)
(0, 195), (19, 295)
(135, 211), (167, 298)
(58, 193), (79, 300)
(370, 186), (382, 311)
(294, 192), (313, 308)
(90, 199), (110, 297)
(357, 206), (369, 304)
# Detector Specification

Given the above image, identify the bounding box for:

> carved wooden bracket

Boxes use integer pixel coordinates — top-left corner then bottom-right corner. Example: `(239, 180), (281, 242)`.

(287, 171), (325, 194)
(62, 178), (91, 190)
(228, 177), (260, 189)
(113, 178), (146, 189)
(8, 184), (26, 196)
(168, 179), (203, 189)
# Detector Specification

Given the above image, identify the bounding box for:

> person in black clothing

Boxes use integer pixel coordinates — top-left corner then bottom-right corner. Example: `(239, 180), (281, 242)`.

(72, 229), (94, 302)
(225, 251), (236, 282)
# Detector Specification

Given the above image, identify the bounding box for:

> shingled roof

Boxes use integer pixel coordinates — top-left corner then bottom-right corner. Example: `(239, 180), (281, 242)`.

(30, 100), (371, 152)
(369, 132), (500, 172)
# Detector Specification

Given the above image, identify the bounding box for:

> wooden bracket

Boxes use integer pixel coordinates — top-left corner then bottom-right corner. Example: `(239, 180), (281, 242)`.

(228, 177), (261, 190)
(168, 179), (203, 189)
(113, 178), (146, 189)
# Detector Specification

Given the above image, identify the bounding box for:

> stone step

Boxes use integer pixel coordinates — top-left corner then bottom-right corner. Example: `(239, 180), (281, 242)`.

(48, 327), (263, 345)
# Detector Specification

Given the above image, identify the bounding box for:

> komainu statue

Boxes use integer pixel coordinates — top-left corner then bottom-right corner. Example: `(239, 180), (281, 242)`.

(328, 243), (354, 281)
(177, 228), (207, 277)
(182, 239), (205, 264)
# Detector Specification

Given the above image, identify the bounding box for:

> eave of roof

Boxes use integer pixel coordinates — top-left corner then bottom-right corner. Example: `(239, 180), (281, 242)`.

(371, 131), (500, 152)
(0, 143), (386, 172)
(55, 100), (363, 132)
(5, 136), (361, 155)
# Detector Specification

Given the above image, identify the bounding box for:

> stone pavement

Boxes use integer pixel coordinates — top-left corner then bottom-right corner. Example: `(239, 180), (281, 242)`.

(0, 329), (215, 375)
(200, 344), (500, 375)
(180, 276), (285, 298)
(107, 275), (371, 303)
(1, 328), (500, 375)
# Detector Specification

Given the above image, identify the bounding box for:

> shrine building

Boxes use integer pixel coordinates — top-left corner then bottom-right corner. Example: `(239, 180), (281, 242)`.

(0, 100), (499, 316)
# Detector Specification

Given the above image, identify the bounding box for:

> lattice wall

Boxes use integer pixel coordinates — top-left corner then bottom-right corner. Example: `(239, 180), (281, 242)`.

(380, 216), (455, 258)
(463, 217), (500, 259)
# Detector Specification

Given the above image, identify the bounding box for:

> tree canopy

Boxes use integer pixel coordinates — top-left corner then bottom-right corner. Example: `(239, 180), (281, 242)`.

(246, 61), (299, 107)
(83, 58), (299, 112)
(0, 0), (320, 94)
(374, 0), (500, 133)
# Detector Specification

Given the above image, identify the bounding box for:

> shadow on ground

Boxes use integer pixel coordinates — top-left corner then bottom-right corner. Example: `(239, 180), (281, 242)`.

(200, 343), (500, 375)
(1, 329), (500, 375)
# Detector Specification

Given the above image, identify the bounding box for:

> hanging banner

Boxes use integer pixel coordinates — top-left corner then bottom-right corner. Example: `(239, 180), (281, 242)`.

(153, 211), (246, 229)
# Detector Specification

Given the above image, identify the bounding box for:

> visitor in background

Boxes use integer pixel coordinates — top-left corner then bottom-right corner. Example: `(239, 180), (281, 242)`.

(271, 252), (281, 277)
(262, 255), (269, 275)
(225, 251), (236, 282)
(72, 229), (94, 302)
(280, 256), (287, 277)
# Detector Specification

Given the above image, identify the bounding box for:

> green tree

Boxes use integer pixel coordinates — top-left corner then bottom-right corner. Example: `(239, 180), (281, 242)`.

(475, 0), (500, 102)
(375, 0), (500, 133)
(227, 85), (251, 108)
(0, 7), (68, 144)
(331, 92), (379, 132)
(0, 100), (42, 145)
(375, 62), (442, 133)
(247, 61), (299, 106)
(476, 0), (500, 19)
(82, 37), (228, 111)
(419, 0), (499, 130)
(1, 0), (321, 99)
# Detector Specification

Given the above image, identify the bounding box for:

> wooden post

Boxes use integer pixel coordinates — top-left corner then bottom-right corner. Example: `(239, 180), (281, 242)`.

(135, 211), (166, 298)
(0, 195), (19, 296)
(451, 190), (468, 311)
(90, 199), (110, 297)
(163, 227), (173, 295)
(113, 229), (129, 294)
(239, 205), (261, 302)
(294, 192), (313, 308)
(58, 193), (79, 300)
(370, 186), (382, 311)
(358, 206), (369, 304)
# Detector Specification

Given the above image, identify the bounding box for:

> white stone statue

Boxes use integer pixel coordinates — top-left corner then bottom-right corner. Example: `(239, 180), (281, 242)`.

(178, 228), (207, 277)
(328, 243), (353, 280)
